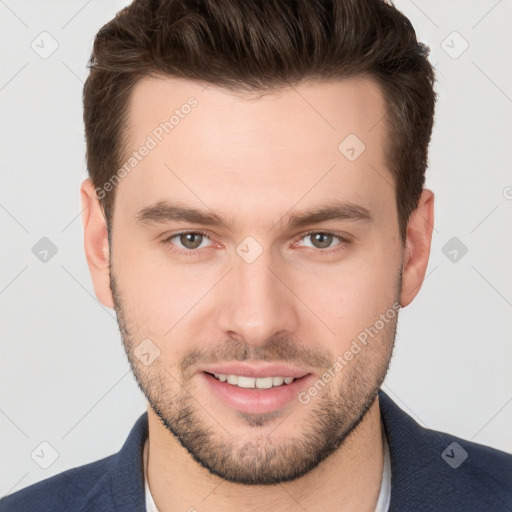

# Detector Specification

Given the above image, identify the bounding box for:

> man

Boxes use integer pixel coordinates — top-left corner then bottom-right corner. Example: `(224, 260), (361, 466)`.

(1, 0), (511, 510)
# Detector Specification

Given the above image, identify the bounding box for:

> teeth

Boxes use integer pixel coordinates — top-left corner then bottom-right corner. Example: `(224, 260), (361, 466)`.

(273, 376), (284, 386)
(256, 377), (273, 389)
(237, 376), (256, 388)
(212, 373), (297, 389)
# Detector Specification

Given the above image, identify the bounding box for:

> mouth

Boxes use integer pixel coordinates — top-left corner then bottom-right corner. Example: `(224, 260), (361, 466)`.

(208, 372), (300, 389)
(197, 365), (315, 416)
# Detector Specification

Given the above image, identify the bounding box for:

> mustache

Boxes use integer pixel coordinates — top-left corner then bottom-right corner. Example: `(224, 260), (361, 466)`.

(180, 335), (333, 375)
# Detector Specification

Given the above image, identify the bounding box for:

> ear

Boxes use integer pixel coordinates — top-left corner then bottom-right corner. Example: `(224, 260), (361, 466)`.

(400, 189), (435, 307)
(80, 178), (114, 308)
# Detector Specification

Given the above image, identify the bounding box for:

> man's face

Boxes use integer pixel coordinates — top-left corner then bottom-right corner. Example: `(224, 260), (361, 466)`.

(109, 76), (403, 484)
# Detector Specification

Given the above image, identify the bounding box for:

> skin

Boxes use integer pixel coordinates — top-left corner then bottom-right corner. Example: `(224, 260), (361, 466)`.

(81, 75), (434, 511)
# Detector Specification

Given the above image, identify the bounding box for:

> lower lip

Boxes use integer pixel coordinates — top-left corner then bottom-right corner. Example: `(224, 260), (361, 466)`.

(199, 372), (314, 415)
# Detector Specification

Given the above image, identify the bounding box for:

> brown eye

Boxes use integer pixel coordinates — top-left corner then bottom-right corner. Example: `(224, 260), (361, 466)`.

(309, 232), (334, 249)
(162, 230), (214, 257)
(179, 233), (204, 249)
(293, 231), (349, 254)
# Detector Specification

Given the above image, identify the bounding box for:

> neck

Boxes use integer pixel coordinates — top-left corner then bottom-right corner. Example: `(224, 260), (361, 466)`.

(146, 396), (384, 512)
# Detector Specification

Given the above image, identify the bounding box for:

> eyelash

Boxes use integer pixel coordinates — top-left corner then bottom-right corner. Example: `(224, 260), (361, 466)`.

(161, 230), (350, 258)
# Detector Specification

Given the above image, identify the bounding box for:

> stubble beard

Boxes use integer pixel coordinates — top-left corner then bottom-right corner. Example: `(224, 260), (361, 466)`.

(110, 269), (399, 485)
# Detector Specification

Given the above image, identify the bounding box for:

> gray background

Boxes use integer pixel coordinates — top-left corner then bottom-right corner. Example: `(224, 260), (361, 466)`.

(1, 0), (511, 497)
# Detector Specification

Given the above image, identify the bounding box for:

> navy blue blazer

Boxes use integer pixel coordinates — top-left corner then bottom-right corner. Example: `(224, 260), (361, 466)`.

(1, 390), (511, 511)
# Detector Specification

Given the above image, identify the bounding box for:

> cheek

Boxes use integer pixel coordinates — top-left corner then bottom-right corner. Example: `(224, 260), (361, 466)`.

(112, 234), (206, 338)
(294, 243), (400, 348)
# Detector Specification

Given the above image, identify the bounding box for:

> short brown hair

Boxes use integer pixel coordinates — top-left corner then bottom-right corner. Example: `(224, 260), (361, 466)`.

(83, 0), (436, 241)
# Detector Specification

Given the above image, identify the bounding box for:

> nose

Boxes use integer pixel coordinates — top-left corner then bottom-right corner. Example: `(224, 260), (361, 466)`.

(216, 245), (300, 347)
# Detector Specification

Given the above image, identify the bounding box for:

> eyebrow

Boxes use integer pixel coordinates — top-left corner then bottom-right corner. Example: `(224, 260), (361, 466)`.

(135, 199), (372, 231)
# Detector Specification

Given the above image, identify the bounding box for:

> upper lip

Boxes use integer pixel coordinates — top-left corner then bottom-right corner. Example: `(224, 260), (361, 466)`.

(197, 362), (311, 379)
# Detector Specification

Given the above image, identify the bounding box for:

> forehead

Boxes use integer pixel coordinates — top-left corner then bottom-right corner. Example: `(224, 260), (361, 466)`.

(115, 75), (392, 225)
(126, 75), (388, 154)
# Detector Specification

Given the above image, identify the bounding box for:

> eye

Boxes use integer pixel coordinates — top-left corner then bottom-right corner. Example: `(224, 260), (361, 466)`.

(163, 231), (213, 254)
(295, 231), (348, 252)
(161, 230), (350, 258)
